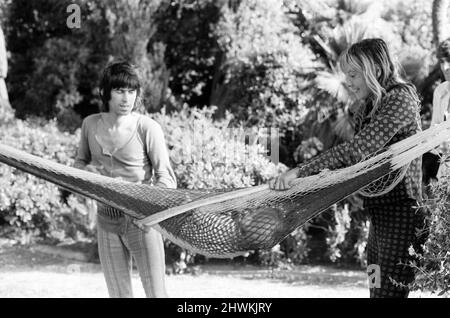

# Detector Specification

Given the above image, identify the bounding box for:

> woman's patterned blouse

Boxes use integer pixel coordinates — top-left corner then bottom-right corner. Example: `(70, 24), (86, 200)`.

(297, 84), (423, 203)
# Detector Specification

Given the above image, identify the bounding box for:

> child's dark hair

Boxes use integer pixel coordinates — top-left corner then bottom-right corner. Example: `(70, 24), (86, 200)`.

(99, 61), (141, 112)
(437, 38), (450, 62)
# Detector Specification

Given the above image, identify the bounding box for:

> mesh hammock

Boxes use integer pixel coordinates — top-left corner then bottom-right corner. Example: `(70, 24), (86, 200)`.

(1, 121), (450, 258)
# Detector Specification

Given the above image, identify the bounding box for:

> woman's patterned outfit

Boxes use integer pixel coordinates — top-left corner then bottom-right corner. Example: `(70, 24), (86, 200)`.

(297, 84), (427, 298)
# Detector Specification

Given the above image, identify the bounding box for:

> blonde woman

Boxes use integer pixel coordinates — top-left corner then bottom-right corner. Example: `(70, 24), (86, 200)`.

(270, 38), (426, 298)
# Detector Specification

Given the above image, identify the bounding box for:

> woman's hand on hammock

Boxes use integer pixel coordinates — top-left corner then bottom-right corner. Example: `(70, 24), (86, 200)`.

(269, 167), (300, 190)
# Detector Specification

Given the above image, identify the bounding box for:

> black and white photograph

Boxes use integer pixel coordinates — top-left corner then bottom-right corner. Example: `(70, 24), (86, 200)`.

(0, 0), (449, 302)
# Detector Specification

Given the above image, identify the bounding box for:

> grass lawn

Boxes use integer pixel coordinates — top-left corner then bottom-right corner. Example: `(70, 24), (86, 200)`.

(0, 243), (442, 298)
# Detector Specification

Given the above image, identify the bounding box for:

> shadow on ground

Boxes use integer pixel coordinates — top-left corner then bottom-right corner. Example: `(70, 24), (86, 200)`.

(0, 242), (366, 287)
(0, 242), (442, 298)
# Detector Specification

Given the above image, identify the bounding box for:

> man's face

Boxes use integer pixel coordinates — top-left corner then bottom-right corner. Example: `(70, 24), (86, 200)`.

(108, 87), (137, 116)
(440, 59), (450, 82)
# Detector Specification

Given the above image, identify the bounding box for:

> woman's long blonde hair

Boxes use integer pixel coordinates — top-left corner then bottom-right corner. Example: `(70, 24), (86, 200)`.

(338, 38), (418, 117)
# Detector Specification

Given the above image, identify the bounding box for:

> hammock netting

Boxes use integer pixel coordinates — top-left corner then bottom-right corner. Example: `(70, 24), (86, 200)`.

(1, 121), (450, 258)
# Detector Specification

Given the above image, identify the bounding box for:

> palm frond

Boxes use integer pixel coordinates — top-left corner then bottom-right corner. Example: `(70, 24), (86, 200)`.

(328, 18), (369, 55)
(315, 69), (350, 103)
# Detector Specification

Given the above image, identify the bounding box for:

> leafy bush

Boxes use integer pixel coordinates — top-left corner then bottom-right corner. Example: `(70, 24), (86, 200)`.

(0, 116), (94, 244)
(154, 105), (287, 189)
(408, 169), (450, 296)
(16, 38), (88, 121)
(152, 0), (222, 109)
(324, 199), (369, 267)
(211, 0), (317, 123)
(4, 0), (178, 122)
(5, 0), (111, 126)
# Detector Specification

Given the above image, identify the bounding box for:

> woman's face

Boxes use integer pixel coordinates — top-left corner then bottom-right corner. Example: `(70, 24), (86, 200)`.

(108, 87), (137, 116)
(343, 67), (370, 101)
(440, 59), (450, 82)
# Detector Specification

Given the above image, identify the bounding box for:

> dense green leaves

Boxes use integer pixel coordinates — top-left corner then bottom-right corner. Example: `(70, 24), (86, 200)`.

(154, 105), (287, 189)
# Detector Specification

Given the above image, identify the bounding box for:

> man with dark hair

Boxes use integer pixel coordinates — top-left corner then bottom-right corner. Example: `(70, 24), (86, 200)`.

(74, 61), (176, 298)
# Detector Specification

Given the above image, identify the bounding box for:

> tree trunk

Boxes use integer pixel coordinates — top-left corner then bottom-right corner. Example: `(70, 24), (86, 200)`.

(432, 0), (450, 47)
(105, 0), (170, 113)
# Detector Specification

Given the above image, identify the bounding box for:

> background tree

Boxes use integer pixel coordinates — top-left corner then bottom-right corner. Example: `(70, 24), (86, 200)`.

(152, 0), (223, 110)
(104, 0), (170, 113)
(4, 0), (110, 131)
(432, 0), (450, 46)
